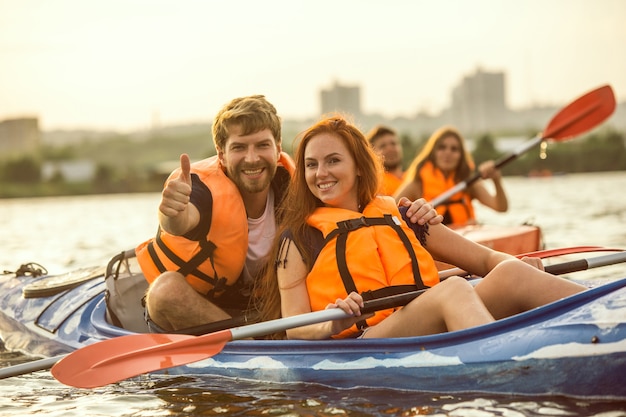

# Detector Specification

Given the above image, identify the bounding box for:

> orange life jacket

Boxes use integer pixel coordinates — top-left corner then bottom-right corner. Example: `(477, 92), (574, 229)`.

(419, 161), (475, 226)
(380, 171), (404, 196)
(136, 152), (294, 298)
(305, 196), (440, 338)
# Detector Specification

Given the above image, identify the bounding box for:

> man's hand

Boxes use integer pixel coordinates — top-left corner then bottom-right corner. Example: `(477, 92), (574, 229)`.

(158, 154), (200, 236)
(159, 154), (192, 218)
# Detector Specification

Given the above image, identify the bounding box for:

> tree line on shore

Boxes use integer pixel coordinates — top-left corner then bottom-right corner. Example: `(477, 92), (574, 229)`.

(1, 127), (625, 199)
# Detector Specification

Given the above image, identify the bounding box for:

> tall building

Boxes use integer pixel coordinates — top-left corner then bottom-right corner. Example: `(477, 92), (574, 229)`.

(320, 81), (362, 118)
(449, 68), (509, 134)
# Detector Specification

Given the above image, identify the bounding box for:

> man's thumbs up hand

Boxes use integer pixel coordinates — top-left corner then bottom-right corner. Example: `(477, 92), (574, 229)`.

(159, 154), (193, 218)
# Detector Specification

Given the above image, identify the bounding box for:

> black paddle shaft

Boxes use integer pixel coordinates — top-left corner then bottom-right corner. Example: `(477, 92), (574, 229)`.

(361, 252), (626, 313)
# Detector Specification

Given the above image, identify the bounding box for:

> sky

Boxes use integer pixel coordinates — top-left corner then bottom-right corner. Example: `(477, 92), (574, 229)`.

(1, 0), (625, 132)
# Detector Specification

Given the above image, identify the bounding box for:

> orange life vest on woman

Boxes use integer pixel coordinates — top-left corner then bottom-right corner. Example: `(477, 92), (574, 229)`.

(136, 153), (294, 298)
(419, 161), (475, 226)
(305, 196), (440, 338)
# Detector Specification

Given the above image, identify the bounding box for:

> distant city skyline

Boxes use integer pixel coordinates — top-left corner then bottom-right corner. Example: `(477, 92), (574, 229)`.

(1, 0), (625, 131)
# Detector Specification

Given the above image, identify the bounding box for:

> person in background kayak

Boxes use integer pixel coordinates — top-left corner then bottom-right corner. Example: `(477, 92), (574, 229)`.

(393, 126), (508, 227)
(365, 125), (405, 196)
(258, 115), (586, 340)
(136, 96), (442, 333)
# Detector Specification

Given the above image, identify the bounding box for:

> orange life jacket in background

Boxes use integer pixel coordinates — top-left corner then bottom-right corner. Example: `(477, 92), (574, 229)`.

(305, 196), (440, 338)
(136, 152), (294, 298)
(419, 161), (475, 226)
(380, 171), (404, 196)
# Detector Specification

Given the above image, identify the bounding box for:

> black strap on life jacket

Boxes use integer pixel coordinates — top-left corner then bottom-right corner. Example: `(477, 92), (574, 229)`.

(321, 214), (428, 330)
(145, 182), (228, 299)
(439, 198), (471, 226)
(146, 166), (292, 300)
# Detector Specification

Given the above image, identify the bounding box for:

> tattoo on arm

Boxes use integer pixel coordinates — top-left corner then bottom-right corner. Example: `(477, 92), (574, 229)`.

(276, 237), (291, 269)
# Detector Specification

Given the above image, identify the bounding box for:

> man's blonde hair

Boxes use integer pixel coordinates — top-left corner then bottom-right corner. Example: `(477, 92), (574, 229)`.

(212, 95), (282, 150)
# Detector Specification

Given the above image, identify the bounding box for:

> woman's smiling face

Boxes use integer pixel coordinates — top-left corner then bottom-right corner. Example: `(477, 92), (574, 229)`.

(304, 133), (360, 211)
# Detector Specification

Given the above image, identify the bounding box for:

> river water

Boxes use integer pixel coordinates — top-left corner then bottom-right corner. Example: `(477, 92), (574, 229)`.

(1, 171), (626, 416)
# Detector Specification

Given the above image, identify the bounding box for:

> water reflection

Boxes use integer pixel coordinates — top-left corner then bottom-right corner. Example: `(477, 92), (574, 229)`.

(124, 374), (626, 416)
(2, 353), (626, 416)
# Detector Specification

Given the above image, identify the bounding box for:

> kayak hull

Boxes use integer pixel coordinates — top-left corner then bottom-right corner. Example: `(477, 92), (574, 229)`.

(1, 256), (626, 398)
(437, 223), (542, 270)
(138, 278), (626, 397)
(452, 223), (542, 254)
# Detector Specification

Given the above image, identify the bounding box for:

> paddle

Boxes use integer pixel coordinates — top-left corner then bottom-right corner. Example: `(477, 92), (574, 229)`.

(438, 245), (625, 280)
(430, 84), (616, 207)
(45, 250), (626, 389)
(0, 354), (67, 380)
(396, 251), (626, 307)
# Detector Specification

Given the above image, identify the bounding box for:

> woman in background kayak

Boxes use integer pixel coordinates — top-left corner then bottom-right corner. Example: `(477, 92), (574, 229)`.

(258, 115), (585, 340)
(394, 126), (508, 226)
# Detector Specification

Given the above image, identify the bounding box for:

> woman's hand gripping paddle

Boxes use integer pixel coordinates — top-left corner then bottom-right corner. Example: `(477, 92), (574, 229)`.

(430, 84), (616, 207)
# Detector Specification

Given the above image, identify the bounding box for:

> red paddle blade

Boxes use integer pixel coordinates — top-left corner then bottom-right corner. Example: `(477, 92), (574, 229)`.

(543, 84), (616, 141)
(51, 330), (232, 388)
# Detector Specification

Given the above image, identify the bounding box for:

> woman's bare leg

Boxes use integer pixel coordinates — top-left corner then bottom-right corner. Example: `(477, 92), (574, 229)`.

(363, 276), (495, 338)
(475, 259), (587, 319)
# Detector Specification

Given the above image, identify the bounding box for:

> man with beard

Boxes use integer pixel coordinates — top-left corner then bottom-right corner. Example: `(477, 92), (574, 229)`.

(136, 95), (294, 332)
(366, 125), (405, 195)
(136, 96), (441, 333)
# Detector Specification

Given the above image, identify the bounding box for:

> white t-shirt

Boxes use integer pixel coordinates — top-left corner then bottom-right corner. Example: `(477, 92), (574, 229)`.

(240, 189), (276, 290)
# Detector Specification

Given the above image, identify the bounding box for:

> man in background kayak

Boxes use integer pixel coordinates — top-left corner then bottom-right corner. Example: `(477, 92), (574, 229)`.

(136, 95), (443, 333)
(366, 125), (405, 196)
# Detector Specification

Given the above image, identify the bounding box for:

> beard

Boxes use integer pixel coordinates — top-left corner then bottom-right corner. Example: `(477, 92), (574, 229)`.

(226, 160), (278, 194)
(384, 160), (402, 171)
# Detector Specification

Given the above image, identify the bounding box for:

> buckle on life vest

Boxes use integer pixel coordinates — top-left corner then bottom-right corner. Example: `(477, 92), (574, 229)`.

(337, 216), (369, 231)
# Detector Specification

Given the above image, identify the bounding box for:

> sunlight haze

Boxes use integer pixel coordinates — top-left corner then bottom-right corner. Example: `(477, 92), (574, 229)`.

(1, 0), (625, 131)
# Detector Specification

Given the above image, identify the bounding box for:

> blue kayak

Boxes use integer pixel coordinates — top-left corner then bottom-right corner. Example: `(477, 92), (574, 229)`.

(1, 249), (626, 398)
